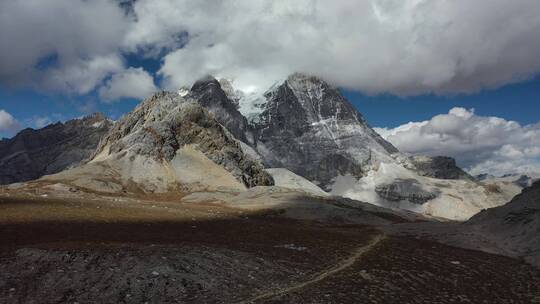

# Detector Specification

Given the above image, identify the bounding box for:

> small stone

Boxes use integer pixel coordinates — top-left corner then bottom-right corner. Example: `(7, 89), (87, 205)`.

(152, 271), (160, 276)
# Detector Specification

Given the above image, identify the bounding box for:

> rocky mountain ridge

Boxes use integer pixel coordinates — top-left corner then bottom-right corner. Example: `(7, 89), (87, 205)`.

(0, 113), (112, 185)
(95, 92), (272, 188)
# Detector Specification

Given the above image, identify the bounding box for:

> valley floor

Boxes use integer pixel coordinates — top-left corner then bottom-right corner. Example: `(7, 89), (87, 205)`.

(0, 194), (539, 303)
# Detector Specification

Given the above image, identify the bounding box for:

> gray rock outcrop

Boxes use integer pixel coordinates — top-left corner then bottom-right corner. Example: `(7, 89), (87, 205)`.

(94, 92), (273, 188)
(405, 155), (472, 180)
(375, 178), (440, 204)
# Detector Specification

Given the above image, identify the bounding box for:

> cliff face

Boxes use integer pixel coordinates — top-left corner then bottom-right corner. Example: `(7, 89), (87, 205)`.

(0, 113), (112, 185)
(250, 73), (398, 188)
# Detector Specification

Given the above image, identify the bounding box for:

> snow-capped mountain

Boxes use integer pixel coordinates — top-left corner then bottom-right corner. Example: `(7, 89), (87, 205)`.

(250, 73), (399, 189)
(184, 73), (520, 220)
(195, 73), (400, 188)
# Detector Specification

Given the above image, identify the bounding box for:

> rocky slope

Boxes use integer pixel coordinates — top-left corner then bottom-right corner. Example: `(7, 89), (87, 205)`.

(50, 92), (273, 193)
(384, 180), (540, 268)
(0, 114), (111, 185)
(265, 168), (329, 197)
(466, 180), (540, 266)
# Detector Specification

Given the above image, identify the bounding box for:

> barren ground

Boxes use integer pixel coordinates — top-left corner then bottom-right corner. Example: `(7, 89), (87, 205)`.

(0, 194), (539, 303)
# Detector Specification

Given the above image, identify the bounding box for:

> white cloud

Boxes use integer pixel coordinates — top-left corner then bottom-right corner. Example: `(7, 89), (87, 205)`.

(0, 0), (128, 94)
(375, 108), (540, 176)
(99, 67), (158, 102)
(43, 55), (125, 95)
(124, 0), (540, 95)
(2, 0), (540, 98)
(0, 110), (22, 136)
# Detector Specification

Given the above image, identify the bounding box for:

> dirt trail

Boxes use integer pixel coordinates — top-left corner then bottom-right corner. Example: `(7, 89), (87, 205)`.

(239, 232), (386, 303)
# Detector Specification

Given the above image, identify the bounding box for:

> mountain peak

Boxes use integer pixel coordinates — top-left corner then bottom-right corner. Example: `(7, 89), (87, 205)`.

(190, 75), (221, 93)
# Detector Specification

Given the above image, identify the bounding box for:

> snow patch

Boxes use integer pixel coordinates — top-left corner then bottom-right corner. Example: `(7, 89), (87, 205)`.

(178, 87), (189, 97)
(330, 162), (520, 220)
(219, 77), (285, 122)
(92, 121), (104, 128)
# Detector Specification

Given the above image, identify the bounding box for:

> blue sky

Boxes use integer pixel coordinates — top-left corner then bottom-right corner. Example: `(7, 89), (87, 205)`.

(344, 75), (540, 128)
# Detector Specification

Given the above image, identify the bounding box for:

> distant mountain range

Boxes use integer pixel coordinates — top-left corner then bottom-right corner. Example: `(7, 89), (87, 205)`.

(474, 173), (536, 188)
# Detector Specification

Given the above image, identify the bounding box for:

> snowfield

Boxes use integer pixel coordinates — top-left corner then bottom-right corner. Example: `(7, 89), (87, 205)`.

(331, 162), (521, 220)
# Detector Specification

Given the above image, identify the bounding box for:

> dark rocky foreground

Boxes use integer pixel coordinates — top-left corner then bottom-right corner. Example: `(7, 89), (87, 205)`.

(264, 237), (540, 304)
(0, 195), (539, 303)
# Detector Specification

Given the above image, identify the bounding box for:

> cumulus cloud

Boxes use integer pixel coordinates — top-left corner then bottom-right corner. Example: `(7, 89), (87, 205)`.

(128, 0), (540, 95)
(0, 0), (128, 94)
(99, 67), (158, 102)
(43, 55), (125, 95)
(375, 108), (540, 176)
(2, 0), (540, 97)
(0, 110), (22, 136)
